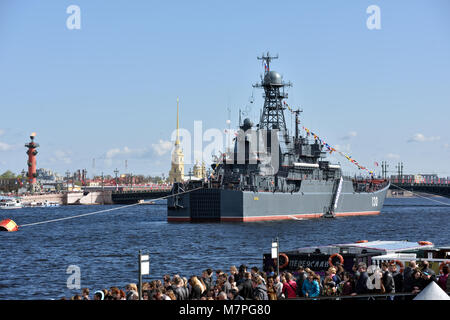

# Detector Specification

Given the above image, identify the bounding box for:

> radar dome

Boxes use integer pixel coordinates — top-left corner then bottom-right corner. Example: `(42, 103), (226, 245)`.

(264, 71), (282, 86)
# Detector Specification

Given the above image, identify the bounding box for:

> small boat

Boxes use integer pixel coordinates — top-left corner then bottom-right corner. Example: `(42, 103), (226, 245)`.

(0, 198), (23, 209)
(263, 240), (449, 275)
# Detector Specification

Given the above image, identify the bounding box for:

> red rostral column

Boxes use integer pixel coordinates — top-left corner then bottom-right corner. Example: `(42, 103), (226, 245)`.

(25, 132), (39, 187)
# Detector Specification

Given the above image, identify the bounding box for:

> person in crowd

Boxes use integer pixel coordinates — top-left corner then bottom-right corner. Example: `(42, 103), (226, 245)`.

(182, 277), (190, 299)
(81, 288), (90, 300)
(421, 261), (437, 282)
(215, 269), (223, 285)
(302, 273), (320, 298)
(421, 271), (434, 289)
(166, 289), (176, 300)
(266, 266), (275, 278)
(235, 265), (248, 285)
(252, 275), (268, 300)
(152, 288), (163, 300)
(313, 273), (323, 295)
(266, 276), (278, 300)
(404, 269), (425, 298)
(273, 275), (284, 299)
(217, 291), (228, 300)
(403, 260), (416, 282)
(328, 267), (341, 285)
(323, 276), (337, 296)
(437, 265), (449, 292)
(335, 263), (345, 281)
(228, 275), (236, 289)
(93, 290), (104, 300)
(227, 288), (244, 300)
(282, 272), (297, 299)
(163, 274), (173, 291)
(125, 283), (138, 300)
(295, 266), (307, 297)
(220, 273), (232, 295)
(250, 267), (259, 278)
(202, 269), (213, 292)
(229, 266), (238, 278)
(338, 272), (355, 296)
(380, 262), (395, 295)
(110, 287), (121, 300)
(189, 275), (205, 299)
(173, 276), (188, 300)
(354, 262), (369, 295)
(237, 272), (253, 300)
(389, 263), (403, 295)
(351, 264), (359, 278)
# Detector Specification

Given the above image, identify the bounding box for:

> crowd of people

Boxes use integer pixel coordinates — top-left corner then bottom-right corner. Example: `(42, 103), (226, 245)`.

(65, 260), (449, 300)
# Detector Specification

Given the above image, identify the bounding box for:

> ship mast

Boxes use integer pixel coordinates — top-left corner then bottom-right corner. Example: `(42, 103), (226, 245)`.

(253, 52), (292, 131)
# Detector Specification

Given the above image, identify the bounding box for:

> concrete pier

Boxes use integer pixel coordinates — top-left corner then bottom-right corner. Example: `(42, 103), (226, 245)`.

(20, 191), (113, 205)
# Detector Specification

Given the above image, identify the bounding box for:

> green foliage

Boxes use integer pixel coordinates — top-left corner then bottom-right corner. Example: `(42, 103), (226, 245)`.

(0, 170), (16, 179)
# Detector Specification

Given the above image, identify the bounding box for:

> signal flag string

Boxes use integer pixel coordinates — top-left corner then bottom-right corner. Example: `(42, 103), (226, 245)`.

(18, 187), (204, 228)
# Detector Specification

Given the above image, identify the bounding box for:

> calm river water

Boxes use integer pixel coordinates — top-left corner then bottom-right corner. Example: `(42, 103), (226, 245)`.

(1, 196), (449, 299)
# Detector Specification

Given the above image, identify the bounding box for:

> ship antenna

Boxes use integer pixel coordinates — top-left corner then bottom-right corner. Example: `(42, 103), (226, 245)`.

(257, 51), (278, 73)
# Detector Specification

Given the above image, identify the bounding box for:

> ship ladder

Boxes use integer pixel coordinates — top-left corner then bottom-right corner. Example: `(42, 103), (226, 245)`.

(323, 177), (342, 218)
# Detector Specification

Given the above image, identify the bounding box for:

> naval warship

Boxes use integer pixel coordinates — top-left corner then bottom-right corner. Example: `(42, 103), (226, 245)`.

(168, 53), (389, 222)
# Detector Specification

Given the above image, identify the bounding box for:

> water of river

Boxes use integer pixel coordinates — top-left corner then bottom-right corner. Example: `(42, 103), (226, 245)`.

(1, 196), (449, 299)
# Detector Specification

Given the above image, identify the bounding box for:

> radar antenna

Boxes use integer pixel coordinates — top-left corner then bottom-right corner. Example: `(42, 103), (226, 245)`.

(257, 52), (279, 73)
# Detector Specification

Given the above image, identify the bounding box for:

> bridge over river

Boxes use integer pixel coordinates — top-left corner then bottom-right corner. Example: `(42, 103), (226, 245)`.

(111, 189), (171, 204)
(389, 178), (450, 198)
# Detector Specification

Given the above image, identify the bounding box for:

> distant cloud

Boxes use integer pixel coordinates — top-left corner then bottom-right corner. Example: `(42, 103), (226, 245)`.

(0, 130), (12, 151)
(105, 146), (147, 159)
(49, 150), (72, 164)
(386, 153), (400, 159)
(444, 143), (449, 149)
(0, 141), (12, 151)
(408, 133), (440, 143)
(335, 143), (351, 153)
(341, 131), (357, 140)
(151, 140), (173, 156)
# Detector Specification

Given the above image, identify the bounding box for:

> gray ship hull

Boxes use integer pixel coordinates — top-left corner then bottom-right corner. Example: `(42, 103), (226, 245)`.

(167, 180), (389, 222)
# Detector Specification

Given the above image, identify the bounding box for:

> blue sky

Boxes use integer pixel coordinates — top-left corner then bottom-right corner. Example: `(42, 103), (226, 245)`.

(0, 0), (449, 177)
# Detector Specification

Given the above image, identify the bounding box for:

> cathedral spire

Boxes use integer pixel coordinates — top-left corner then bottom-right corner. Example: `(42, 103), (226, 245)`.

(176, 97), (180, 146)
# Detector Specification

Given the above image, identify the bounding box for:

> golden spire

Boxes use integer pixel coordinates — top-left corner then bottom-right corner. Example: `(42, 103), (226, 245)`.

(176, 97), (180, 146)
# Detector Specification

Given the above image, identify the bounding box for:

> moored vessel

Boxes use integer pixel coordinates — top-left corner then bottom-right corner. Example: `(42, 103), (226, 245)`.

(168, 53), (389, 222)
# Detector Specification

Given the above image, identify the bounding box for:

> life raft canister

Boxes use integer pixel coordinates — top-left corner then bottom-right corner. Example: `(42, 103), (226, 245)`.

(418, 241), (433, 246)
(0, 219), (19, 232)
(328, 253), (344, 268)
(389, 260), (405, 273)
(274, 253), (289, 269)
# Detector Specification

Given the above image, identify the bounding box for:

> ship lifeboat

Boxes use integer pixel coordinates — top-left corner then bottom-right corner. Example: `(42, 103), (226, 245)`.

(0, 219), (19, 232)
(418, 241), (433, 246)
(355, 240), (368, 243)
